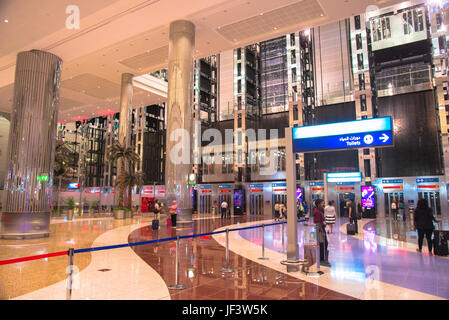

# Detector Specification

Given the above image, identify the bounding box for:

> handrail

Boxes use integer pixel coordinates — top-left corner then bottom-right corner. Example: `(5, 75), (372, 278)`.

(0, 218), (307, 266)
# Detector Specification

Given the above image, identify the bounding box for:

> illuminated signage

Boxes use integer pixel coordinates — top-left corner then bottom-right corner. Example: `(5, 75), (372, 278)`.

(141, 186), (154, 195)
(292, 117), (393, 153)
(361, 186), (375, 209)
(219, 185), (232, 193)
(272, 183), (286, 192)
(200, 185), (212, 193)
(68, 183), (80, 190)
(155, 185), (165, 197)
(250, 184), (264, 193)
(327, 172), (362, 183)
(37, 174), (49, 182)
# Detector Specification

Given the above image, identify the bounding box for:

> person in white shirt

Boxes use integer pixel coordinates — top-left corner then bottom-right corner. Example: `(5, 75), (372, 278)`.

(221, 200), (228, 219)
(324, 201), (336, 234)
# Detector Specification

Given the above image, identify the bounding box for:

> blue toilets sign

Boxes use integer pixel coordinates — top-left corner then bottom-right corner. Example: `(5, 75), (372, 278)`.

(292, 117), (393, 153)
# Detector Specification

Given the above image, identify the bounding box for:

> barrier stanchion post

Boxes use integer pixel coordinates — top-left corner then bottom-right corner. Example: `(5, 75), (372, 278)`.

(279, 221), (286, 253)
(66, 248), (74, 300)
(221, 229), (234, 273)
(258, 224), (269, 260)
(168, 236), (186, 290)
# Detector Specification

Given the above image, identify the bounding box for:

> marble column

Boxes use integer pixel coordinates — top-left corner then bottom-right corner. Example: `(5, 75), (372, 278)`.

(165, 20), (195, 223)
(118, 73), (134, 148)
(117, 73), (133, 207)
(1, 50), (62, 239)
(285, 127), (299, 271)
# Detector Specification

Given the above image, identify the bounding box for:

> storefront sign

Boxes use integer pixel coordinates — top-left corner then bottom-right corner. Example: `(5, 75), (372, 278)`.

(382, 179), (403, 184)
(155, 185), (165, 197)
(200, 185), (212, 193)
(249, 184), (264, 193)
(309, 181), (324, 186)
(68, 183), (80, 190)
(416, 178), (439, 183)
(141, 186), (155, 195)
(272, 183), (287, 192)
(327, 172), (362, 183)
(218, 185), (232, 193)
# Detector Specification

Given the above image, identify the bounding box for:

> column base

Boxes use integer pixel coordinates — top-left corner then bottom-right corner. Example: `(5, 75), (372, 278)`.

(0, 212), (50, 239)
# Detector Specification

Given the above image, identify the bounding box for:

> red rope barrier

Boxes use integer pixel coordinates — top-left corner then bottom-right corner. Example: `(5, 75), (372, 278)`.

(0, 250), (68, 266)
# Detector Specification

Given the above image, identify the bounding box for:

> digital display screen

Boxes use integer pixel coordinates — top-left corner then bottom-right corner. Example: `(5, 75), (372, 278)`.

(234, 190), (243, 207)
(292, 117), (393, 153)
(361, 186), (375, 208)
(296, 188), (303, 203)
(68, 183), (80, 190)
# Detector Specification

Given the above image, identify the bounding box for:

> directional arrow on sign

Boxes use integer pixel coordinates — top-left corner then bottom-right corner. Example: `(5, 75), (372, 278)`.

(380, 133), (389, 143)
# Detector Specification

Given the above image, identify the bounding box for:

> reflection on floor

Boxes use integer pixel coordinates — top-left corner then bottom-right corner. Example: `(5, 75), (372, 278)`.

(0, 213), (447, 300)
(236, 217), (449, 299)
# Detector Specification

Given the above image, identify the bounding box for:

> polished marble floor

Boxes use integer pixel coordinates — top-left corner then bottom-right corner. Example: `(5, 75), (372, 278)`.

(0, 212), (447, 300)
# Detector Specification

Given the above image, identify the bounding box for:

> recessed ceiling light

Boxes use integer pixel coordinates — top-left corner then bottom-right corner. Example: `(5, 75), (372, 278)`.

(4, 19), (9, 23)
(260, 13), (263, 16)
(320, 13), (324, 17)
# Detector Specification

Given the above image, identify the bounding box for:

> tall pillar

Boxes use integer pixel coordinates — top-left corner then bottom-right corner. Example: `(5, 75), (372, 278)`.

(165, 20), (195, 224)
(118, 73), (134, 148)
(285, 127), (299, 272)
(116, 73), (133, 207)
(1, 50), (62, 239)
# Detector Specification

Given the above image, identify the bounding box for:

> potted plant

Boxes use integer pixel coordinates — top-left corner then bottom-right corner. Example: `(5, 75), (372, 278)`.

(67, 197), (75, 220)
(113, 207), (127, 220)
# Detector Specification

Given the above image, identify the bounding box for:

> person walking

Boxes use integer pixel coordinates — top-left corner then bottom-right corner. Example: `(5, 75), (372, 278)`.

(414, 199), (439, 255)
(348, 199), (358, 234)
(303, 201), (308, 219)
(324, 201), (336, 234)
(169, 200), (178, 227)
(274, 202), (281, 221)
(220, 200), (228, 219)
(391, 199), (398, 220)
(280, 203), (287, 220)
(313, 199), (331, 266)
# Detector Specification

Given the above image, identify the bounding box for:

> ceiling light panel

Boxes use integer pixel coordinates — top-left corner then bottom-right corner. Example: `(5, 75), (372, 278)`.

(61, 73), (121, 99)
(216, 0), (324, 42)
(119, 45), (168, 70)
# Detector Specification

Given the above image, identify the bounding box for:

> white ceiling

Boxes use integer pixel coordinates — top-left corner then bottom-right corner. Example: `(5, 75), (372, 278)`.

(0, 0), (406, 123)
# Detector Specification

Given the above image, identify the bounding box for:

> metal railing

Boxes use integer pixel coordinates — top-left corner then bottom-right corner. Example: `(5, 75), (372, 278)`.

(0, 218), (318, 299)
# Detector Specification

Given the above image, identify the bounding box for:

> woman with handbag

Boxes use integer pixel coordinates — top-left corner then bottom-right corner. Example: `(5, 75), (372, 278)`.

(313, 199), (331, 267)
(169, 200), (178, 227)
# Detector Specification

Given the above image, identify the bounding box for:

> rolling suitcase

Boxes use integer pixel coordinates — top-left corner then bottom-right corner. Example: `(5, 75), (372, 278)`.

(433, 224), (449, 256)
(152, 219), (159, 230)
(347, 222), (356, 235)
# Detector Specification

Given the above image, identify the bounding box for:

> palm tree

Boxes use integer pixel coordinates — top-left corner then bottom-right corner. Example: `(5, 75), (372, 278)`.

(118, 171), (145, 210)
(106, 142), (140, 208)
(54, 140), (71, 215)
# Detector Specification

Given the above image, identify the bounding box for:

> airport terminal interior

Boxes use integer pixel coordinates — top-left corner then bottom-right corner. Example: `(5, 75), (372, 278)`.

(1, 0), (449, 301)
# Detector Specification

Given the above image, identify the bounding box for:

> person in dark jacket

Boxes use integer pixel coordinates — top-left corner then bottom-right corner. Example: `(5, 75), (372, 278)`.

(414, 199), (439, 254)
